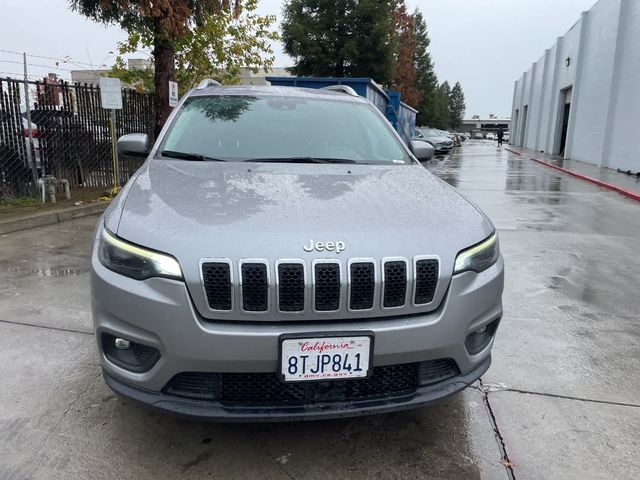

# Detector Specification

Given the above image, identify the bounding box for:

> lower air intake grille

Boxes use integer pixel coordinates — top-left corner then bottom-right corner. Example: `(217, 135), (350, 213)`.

(278, 263), (305, 312)
(414, 259), (439, 304)
(220, 363), (418, 404)
(349, 262), (375, 310)
(383, 261), (407, 307)
(314, 263), (341, 311)
(221, 373), (307, 403)
(163, 359), (459, 405)
(202, 262), (232, 310)
(241, 263), (268, 312)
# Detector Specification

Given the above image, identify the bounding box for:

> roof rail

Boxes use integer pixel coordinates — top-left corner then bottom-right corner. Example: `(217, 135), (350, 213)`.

(196, 79), (222, 90)
(321, 84), (359, 97)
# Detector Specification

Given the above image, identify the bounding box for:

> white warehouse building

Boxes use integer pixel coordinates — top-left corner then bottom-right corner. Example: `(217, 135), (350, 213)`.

(511, 0), (640, 172)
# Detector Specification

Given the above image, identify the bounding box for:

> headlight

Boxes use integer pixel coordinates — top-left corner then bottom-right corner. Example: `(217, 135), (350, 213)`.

(97, 227), (183, 280)
(453, 233), (499, 275)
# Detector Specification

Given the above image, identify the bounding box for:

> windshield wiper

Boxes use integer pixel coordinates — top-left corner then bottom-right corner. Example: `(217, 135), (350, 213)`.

(160, 150), (227, 162)
(243, 157), (357, 164)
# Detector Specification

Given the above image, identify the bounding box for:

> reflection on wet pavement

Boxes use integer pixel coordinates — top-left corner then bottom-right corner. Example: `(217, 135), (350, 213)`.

(428, 141), (640, 479)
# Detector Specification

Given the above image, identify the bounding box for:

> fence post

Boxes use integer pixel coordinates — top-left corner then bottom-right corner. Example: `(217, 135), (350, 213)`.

(109, 108), (120, 190)
(22, 53), (40, 200)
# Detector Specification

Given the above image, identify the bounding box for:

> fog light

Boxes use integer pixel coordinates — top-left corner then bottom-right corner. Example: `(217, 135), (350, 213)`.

(114, 338), (131, 350)
(101, 333), (160, 372)
(465, 319), (500, 355)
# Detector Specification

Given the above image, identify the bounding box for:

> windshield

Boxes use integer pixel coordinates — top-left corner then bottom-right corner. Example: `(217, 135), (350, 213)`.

(160, 95), (411, 164)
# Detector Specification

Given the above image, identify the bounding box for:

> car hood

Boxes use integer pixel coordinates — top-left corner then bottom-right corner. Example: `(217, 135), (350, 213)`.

(106, 159), (494, 319)
(426, 136), (451, 143)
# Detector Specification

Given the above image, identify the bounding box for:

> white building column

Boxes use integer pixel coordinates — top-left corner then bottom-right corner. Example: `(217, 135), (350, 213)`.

(546, 37), (563, 154)
(601, 0), (628, 168)
(517, 71), (528, 147)
(534, 50), (552, 152)
(523, 61), (537, 149)
(564, 11), (590, 160)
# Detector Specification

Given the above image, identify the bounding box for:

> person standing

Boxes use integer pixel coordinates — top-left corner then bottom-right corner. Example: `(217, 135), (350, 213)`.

(497, 129), (504, 147)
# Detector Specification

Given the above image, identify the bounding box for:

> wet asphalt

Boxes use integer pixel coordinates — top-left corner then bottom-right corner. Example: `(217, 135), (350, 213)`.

(1, 141), (639, 479)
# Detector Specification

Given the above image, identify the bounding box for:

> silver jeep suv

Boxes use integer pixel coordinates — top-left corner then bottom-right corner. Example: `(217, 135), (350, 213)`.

(91, 83), (504, 421)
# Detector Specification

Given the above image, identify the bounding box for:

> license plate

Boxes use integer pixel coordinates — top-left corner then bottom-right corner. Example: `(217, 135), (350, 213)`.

(280, 334), (372, 382)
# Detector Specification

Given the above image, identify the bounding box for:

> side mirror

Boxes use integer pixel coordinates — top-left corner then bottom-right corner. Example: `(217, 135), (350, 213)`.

(117, 133), (149, 157)
(410, 140), (434, 162)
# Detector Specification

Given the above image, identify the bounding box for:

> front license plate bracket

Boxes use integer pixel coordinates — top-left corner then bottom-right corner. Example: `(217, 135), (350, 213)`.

(278, 331), (375, 383)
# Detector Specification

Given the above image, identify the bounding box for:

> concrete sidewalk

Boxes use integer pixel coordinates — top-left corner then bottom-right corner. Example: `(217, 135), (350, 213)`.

(0, 201), (110, 235)
(504, 146), (640, 201)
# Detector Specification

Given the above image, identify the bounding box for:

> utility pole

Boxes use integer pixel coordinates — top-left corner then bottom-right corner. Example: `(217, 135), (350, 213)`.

(22, 52), (41, 200)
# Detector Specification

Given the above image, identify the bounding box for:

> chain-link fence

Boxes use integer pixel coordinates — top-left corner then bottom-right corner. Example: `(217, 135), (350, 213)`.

(0, 77), (154, 201)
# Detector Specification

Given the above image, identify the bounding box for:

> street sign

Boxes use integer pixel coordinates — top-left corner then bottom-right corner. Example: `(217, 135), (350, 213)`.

(169, 81), (179, 107)
(99, 77), (123, 110)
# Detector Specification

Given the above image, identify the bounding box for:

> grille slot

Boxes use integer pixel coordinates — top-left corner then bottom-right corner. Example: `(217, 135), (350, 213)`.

(383, 260), (407, 307)
(164, 372), (219, 400)
(202, 262), (232, 310)
(314, 263), (341, 311)
(414, 259), (439, 304)
(349, 262), (375, 310)
(278, 263), (305, 312)
(241, 263), (268, 312)
(418, 358), (459, 385)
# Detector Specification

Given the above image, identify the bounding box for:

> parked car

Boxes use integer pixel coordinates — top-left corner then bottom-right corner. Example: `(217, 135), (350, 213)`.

(93, 83), (504, 421)
(473, 132), (483, 140)
(412, 129), (436, 161)
(418, 127), (454, 154)
(434, 129), (461, 147)
(486, 132), (496, 141)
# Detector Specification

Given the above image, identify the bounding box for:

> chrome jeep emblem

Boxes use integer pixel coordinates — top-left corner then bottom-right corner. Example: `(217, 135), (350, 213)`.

(303, 239), (346, 254)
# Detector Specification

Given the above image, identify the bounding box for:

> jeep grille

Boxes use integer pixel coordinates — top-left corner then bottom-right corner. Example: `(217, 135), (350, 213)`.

(200, 257), (440, 317)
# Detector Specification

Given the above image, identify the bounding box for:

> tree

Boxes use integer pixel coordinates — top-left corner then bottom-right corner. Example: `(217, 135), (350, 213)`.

(391, 1), (421, 107)
(70, 0), (273, 135)
(448, 81), (466, 129)
(412, 9), (438, 126)
(109, 0), (278, 95)
(429, 81), (450, 130)
(281, 0), (395, 85)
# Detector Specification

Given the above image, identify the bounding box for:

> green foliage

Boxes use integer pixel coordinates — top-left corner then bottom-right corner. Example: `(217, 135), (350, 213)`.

(413, 9), (438, 126)
(0, 196), (40, 208)
(412, 9), (465, 130)
(70, 0), (276, 133)
(448, 81), (466, 129)
(108, 0), (278, 94)
(281, 0), (395, 85)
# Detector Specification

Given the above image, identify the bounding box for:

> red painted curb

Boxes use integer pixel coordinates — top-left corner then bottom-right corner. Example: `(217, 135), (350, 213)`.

(503, 147), (522, 156)
(530, 157), (640, 202)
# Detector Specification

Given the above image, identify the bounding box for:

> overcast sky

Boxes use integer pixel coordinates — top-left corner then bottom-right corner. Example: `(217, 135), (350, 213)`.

(1, 0), (596, 118)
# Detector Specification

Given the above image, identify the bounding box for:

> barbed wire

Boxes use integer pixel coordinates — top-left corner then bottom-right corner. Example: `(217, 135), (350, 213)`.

(0, 59), (76, 72)
(0, 48), (108, 69)
(0, 71), (44, 80)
